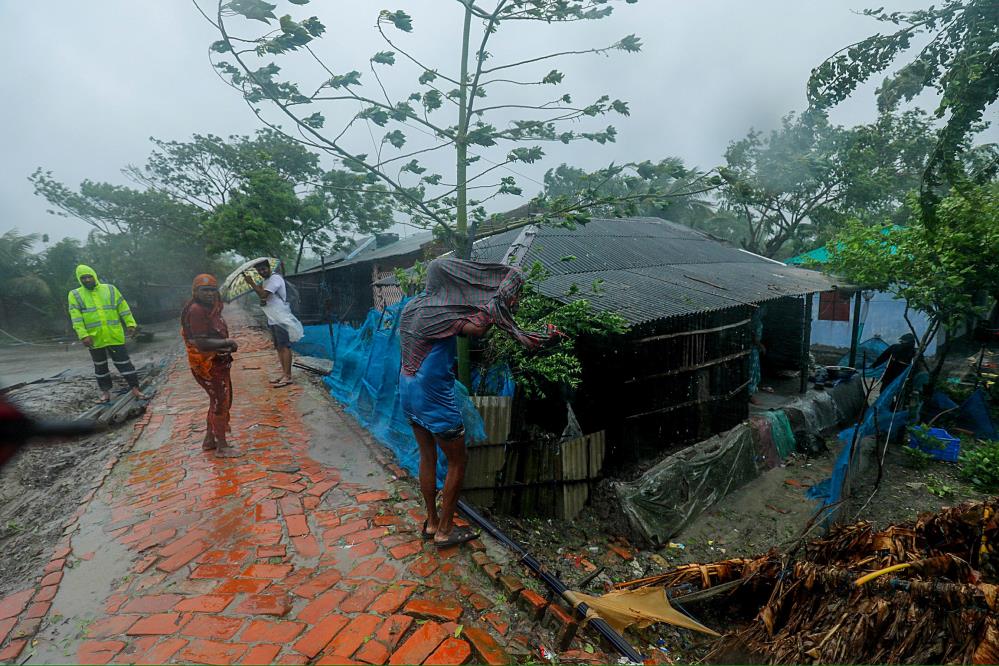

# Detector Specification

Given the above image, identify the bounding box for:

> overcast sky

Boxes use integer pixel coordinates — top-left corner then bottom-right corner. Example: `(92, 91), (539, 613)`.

(2, 0), (991, 246)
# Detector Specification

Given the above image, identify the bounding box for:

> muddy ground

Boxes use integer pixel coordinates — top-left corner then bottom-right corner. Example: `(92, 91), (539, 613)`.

(0, 323), (179, 598)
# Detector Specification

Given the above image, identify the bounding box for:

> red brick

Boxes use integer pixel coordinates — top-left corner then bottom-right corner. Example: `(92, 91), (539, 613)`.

(373, 515), (403, 527)
(302, 495), (321, 510)
(425, 637), (472, 665)
(367, 585), (416, 615)
(23, 601), (51, 619)
(158, 529), (209, 558)
(292, 534), (321, 558)
(40, 570), (64, 587)
(236, 594), (291, 616)
(215, 578), (271, 594)
(77, 640), (126, 664)
(43, 557), (66, 574)
(191, 564), (241, 579)
(407, 555), (439, 578)
(482, 564), (502, 580)
(34, 585), (58, 603)
(178, 638), (247, 665)
(88, 614), (141, 638)
(323, 518), (368, 541)
(374, 614), (414, 649)
(270, 482), (306, 493)
(0, 639), (26, 662)
(351, 541), (379, 557)
(0, 617), (16, 643)
(345, 527), (388, 545)
(518, 589), (549, 620)
(127, 612), (187, 635)
(243, 644), (282, 664)
(498, 575), (524, 599)
(316, 655), (363, 665)
(243, 563), (294, 579)
(354, 640), (391, 665)
(341, 581), (384, 613)
(136, 637), (187, 663)
(279, 495), (304, 516)
(257, 544), (287, 559)
(348, 557), (387, 579)
(256, 500), (278, 521)
(307, 479), (337, 497)
(297, 589), (348, 625)
(389, 540), (423, 560)
(181, 615), (244, 640)
(156, 540), (209, 573)
(119, 594), (183, 614)
(173, 593), (235, 613)
(241, 619), (306, 643)
(467, 593), (491, 612)
(0, 589), (33, 620)
(403, 598), (463, 622)
(356, 490), (390, 503)
(482, 612), (509, 636)
(326, 614), (381, 659)
(292, 569), (342, 599)
(388, 621), (447, 665)
(293, 614), (350, 658)
(277, 653), (310, 665)
(463, 627), (510, 666)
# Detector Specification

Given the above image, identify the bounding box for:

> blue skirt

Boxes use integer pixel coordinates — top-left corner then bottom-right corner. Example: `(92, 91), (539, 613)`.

(399, 338), (463, 437)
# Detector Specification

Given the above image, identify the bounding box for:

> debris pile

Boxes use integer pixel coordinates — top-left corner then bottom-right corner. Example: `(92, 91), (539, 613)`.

(616, 499), (999, 664)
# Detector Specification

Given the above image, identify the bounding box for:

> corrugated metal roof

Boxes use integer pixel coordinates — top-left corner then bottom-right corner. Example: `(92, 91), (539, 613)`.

(294, 231), (435, 275)
(470, 217), (842, 325)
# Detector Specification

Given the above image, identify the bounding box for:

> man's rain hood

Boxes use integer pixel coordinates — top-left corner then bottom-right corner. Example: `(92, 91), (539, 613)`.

(75, 264), (100, 288)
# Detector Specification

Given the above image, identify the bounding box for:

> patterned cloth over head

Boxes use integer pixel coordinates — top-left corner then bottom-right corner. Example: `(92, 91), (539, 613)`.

(399, 258), (551, 375)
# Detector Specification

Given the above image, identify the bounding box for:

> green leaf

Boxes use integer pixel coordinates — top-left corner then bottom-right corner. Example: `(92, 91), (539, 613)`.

(327, 71), (362, 89)
(419, 70), (438, 85)
(381, 9), (413, 32)
(226, 0), (276, 23)
(302, 112), (324, 129)
(616, 34), (642, 52)
(383, 130), (406, 148)
(611, 99), (630, 116)
(584, 645), (595, 654)
(508, 147), (544, 164)
(422, 174), (443, 185)
(454, 625), (463, 639)
(371, 51), (396, 66)
(401, 160), (426, 175)
(542, 69), (564, 85)
(422, 90), (443, 111)
(288, 0), (309, 4)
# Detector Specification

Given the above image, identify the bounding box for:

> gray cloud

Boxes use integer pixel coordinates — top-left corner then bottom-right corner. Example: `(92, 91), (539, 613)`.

(2, 0), (991, 246)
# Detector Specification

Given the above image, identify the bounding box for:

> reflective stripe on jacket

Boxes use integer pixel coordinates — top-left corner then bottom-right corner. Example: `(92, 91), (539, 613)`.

(67, 264), (137, 348)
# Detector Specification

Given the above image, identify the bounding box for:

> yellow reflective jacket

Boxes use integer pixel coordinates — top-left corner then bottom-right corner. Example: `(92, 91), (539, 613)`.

(67, 265), (137, 349)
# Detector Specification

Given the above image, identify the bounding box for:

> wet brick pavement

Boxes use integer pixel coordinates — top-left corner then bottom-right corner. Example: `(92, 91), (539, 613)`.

(0, 323), (534, 665)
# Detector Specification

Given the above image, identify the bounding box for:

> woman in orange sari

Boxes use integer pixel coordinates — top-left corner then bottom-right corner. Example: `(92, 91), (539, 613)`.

(180, 274), (242, 458)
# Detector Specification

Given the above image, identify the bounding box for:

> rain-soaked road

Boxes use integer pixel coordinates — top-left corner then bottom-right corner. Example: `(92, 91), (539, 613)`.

(0, 318), (547, 665)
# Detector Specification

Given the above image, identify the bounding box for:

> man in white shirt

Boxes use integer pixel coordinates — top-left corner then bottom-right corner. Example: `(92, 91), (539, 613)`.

(243, 260), (294, 387)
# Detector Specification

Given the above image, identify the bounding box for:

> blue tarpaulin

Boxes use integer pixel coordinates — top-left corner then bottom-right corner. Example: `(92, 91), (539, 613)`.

(293, 300), (488, 485)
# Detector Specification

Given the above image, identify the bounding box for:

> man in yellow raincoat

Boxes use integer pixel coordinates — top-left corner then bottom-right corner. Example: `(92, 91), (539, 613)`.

(68, 265), (148, 403)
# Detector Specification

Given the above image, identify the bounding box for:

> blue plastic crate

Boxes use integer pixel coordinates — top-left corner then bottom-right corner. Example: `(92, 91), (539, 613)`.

(908, 427), (961, 462)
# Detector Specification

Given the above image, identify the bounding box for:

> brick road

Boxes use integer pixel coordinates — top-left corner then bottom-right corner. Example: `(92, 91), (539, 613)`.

(0, 323), (537, 665)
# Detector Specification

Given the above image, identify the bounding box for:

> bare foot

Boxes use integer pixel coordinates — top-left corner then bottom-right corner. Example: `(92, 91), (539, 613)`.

(214, 447), (245, 458)
(202, 435), (217, 451)
(130, 388), (150, 400)
(96, 393), (111, 405)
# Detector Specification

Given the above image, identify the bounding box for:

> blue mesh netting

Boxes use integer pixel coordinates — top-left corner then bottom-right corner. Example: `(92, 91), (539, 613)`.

(293, 299), (487, 486)
(471, 363), (515, 397)
(839, 336), (890, 377)
(809, 367), (911, 517)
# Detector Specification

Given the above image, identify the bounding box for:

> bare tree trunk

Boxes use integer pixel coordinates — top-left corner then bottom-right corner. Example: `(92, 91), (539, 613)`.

(455, 4), (473, 386)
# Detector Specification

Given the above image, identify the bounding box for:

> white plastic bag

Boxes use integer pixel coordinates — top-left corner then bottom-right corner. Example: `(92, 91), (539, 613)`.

(262, 297), (304, 342)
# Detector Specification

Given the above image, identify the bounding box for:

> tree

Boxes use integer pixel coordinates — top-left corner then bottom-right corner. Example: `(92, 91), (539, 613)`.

(0, 230), (53, 334)
(827, 183), (999, 396)
(538, 159), (726, 231)
(718, 111), (937, 258)
(198, 0), (642, 254)
(807, 0), (999, 220)
(197, 0), (644, 381)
